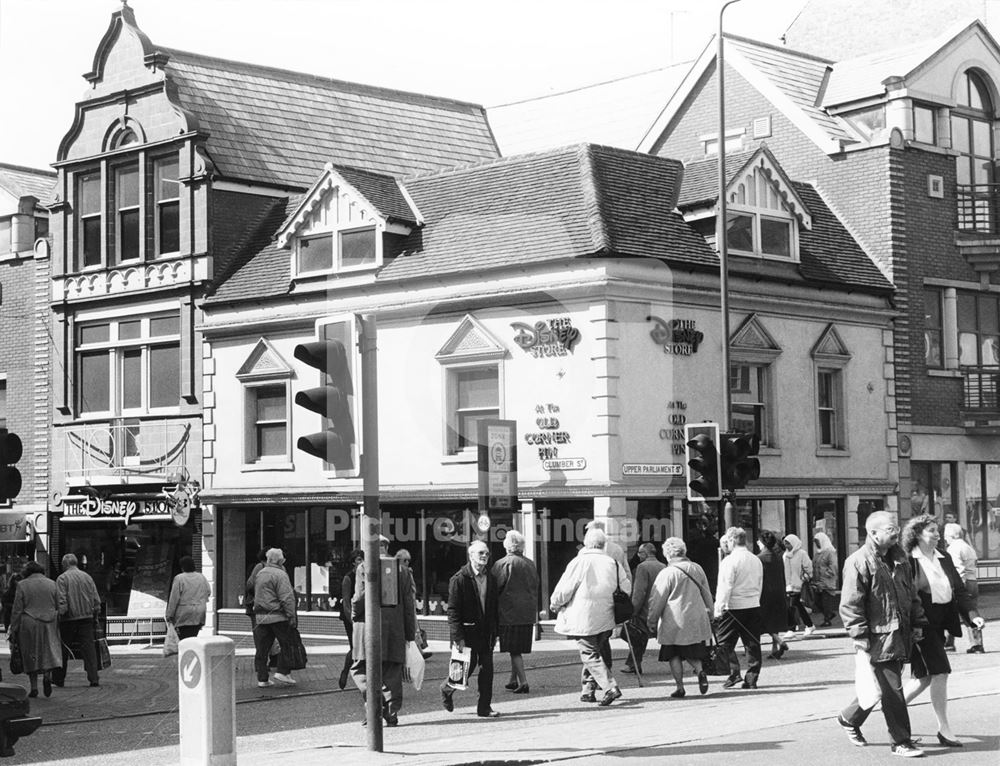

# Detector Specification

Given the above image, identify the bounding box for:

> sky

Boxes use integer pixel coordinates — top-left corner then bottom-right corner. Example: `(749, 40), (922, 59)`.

(0, 0), (809, 169)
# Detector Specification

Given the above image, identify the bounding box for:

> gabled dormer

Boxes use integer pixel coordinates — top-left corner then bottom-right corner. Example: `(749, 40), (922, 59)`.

(276, 163), (421, 286)
(678, 145), (812, 263)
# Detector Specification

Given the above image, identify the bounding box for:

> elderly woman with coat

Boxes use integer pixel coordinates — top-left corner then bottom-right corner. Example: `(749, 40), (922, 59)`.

(550, 527), (630, 707)
(781, 534), (814, 637)
(646, 537), (714, 698)
(166, 556), (212, 640)
(757, 530), (789, 659)
(493, 530), (539, 694)
(10, 562), (61, 698)
(811, 532), (839, 628)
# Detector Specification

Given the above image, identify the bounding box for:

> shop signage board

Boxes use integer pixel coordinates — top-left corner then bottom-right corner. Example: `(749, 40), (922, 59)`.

(0, 512), (28, 541)
(60, 496), (173, 524)
(478, 419), (517, 512)
(542, 457), (587, 471)
(622, 463), (683, 476)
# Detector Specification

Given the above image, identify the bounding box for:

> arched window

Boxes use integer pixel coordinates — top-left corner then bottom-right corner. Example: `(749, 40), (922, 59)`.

(113, 129), (139, 149)
(953, 70), (995, 230)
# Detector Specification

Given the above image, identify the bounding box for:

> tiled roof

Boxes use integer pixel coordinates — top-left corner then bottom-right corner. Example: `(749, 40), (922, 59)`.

(0, 162), (56, 206)
(208, 196), (292, 301)
(333, 165), (417, 224)
(724, 36), (853, 144)
(487, 64), (691, 155)
(676, 154), (892, 294)
(160, 48), (500, 189)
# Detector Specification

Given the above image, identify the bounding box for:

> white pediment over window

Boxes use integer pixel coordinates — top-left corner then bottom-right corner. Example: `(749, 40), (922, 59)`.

(236, 338), (294, 381)
(811, 323), (852, 361)
(277, 169), (383, 249)
(436, 314), (509, 363)
(731, 313), (782, 359)
(728, 145), (812, 230)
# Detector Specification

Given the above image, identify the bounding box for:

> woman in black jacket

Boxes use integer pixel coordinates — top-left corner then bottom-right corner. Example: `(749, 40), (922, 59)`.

(901, 514), (985, 748)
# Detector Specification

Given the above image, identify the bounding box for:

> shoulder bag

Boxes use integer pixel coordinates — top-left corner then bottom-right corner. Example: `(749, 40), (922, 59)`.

(612, 563), (633, 625)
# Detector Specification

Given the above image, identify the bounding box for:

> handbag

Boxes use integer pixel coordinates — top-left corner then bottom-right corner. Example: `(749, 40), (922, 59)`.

(612, 563), (633, 625)
(702, 636), (731, 676)
(403, 640), (426, 690)
(8, 637), (22, 676)
(800, 580), (816, 612)
(94, 617), (112, 670)
(281, 624), (308, 670)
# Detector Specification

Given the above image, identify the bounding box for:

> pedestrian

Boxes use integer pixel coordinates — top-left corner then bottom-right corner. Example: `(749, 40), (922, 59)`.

(943, 523), (983, 653)
(811, 532), (839, 628)
(165, 556), (211, 640)
(244, 549), (267, 628)
(10, 562), (61, 698)
(756, 530), (789, 659)
(837, 511), (927, 758)
(252, 548), (297, 687)
(714, 527), (764, 690)
(622, 542), (665, 675)
(53, 553), (102, 688)
(440, 540), (501, 718)
(549, 527), (629, 707)
(781, 534), (815, 638)
(350, 545), (416, 727)
(646, 537), (713, 698)
(901, 515), (985, 748)
(395, 548), (432, 660)
(338, 549), (364, 690)
(492, 530), (539, 694)
(2, 571), (22, 634)
(584, 519), (627, 674)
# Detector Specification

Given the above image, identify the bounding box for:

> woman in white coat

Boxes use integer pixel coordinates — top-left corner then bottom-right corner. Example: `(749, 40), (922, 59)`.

(166, 556), (211, 640)
(781, 534), (814, 637)
(549, 527), (631, 707)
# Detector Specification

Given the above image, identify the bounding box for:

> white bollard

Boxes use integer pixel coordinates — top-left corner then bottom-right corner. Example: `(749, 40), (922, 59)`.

(178, 636), (237, 766)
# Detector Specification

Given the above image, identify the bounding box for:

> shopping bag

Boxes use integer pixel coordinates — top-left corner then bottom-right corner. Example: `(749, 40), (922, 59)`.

(163, 623), (179, 657)
(854, 650), (880, 709)
(701, 638), (730, 676)
(93, 617), (112, 669)
(446, 645), (471, 690)
(403, 640), (426, 691)
(8, 638), (22, 675)
(800, 581), (816, 613)
(281, 624), (308, 671)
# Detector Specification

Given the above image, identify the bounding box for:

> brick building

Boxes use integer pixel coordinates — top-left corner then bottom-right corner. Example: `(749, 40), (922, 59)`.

(639, 21), (1000, 579)
(0, 163), (54, 576)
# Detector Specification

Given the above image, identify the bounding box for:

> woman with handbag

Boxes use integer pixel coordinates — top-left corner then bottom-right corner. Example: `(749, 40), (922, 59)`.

(646, 537), (714, 698)
(901, 515), (986, 747)
(781, 534), (814, 638)
(10, 562), (61, 698)
(811, 532), (839, 628)
(549, 527), (630, 707)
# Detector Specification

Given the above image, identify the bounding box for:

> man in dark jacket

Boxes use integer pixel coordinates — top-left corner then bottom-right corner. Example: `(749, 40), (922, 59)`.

(837, 512), (927, 758)
(441, 540), (500, 718)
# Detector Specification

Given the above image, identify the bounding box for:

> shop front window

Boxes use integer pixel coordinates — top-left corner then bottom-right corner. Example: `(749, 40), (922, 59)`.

(964, 463), (1000, 560)
(910, 462), (956, 520)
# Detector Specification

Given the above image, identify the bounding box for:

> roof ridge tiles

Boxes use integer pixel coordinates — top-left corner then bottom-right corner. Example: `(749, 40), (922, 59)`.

(160, 46), (488, 112)
(0, 162), (56, 177)
(723, 32), (835, 64)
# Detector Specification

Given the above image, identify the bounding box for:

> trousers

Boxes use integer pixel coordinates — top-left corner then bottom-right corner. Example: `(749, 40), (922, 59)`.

(840, 659), (912, 745)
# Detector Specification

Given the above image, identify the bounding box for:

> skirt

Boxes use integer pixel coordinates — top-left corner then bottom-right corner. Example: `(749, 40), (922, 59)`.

(658, 643), (708, 662)
(911, 624), (951, 678)
(498, 624), (534, 654)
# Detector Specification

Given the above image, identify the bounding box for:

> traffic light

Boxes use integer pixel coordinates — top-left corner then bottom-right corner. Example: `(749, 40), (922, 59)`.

(294, 317), (361, 476)
(0, 429), (23, 504)
(720, 431), (761, 490)
(685, 422), (721, 502)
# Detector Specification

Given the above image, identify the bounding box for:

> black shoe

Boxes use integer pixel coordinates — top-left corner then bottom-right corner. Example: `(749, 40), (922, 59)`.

(338, 669), (349, 691)
(669, 688), (686, 698)
(697, 671), (709, 695)
(936, 733), (962, 748)
(722, 675), (742, 689)
(28, 690), (37, 698)
(441, 687), (454, 712)
(512, 684), (529, 694)
(967, 645), (985, 654)
(382, 707), (398, 727)
(477, 708), (501, 718)
(52, 679), (64, 688)
(43, 678), (52, 698)
(741, 678), (757, 689)
(89, 681), (99, 687)
(598, 687), (622, 707)
(580, 690), (597, 703)
(504, 681), (519, 690)
(837, 716), (867, 747)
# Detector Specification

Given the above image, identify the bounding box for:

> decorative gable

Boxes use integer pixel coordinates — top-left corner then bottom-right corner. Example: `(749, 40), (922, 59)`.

(731, 313), (782, 359)
(236, 338), (294, 381)
(728, 146), (812, 229)
(811, 324), (852, 362)
(435, 314), (509, 363)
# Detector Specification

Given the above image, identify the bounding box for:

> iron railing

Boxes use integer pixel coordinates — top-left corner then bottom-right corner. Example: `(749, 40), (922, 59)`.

(61, 419), (193, 482)
(963, 365), (1000, 410)
(957, 184), (998, 232)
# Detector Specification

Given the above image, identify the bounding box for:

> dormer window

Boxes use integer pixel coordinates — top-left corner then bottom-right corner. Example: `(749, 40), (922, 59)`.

(294, 226), (378, 276)
(727, 211), (792, 258)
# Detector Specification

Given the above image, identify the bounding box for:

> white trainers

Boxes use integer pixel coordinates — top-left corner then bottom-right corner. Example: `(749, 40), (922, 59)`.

(257, 680), (273, 688)
(803, 626), (816, 636)
(273, 672), (297, 685)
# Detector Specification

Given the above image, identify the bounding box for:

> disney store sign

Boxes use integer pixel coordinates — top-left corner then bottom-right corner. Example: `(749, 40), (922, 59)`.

(512, 317), (581, 358)
(647, 316), (704, 356)
(61, 496), (173, 525)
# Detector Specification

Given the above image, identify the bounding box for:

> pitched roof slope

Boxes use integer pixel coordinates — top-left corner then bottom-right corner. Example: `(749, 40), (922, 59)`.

(0, 162), (56, 205)
(161, 48), (500, 189)
(333, 165), (417, 224)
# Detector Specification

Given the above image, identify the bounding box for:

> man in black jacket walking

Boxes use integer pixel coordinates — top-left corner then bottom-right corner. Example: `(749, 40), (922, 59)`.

(440, 540), (500, 718)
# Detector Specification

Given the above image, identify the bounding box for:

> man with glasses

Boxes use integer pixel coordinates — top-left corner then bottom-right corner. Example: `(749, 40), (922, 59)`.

(440, 540), (500, 718)
(838, 512), (927, 758)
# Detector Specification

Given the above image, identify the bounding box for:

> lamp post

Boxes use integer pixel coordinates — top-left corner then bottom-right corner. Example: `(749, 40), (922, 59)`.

(717, 0), (742, 531)
(716, 0), (742, 434)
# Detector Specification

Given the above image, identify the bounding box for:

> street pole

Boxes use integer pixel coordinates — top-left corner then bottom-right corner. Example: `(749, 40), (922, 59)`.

(717, 0), (742, 533)
(359, 314), (383, 750)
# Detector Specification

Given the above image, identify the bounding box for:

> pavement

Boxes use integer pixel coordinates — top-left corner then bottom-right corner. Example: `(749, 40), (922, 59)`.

(6, 585), (1000, 765)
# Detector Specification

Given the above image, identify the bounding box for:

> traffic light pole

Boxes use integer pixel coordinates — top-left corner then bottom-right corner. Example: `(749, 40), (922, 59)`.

(359, 315), (383, 751)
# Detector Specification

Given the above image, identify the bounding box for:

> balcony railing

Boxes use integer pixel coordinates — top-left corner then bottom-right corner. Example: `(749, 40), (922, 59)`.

(963, 365), (1000, 411)
(957, 184), (998, 232)
(61, 419), (193, 484)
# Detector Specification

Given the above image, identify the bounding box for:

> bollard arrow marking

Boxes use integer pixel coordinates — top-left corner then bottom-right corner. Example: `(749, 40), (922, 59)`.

(182, 656), (198, 685)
